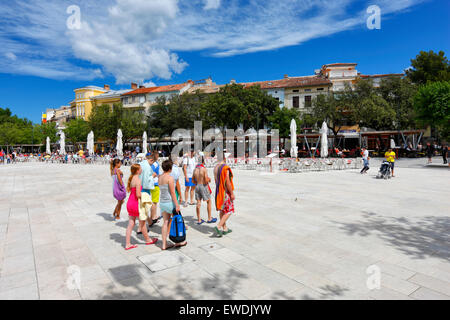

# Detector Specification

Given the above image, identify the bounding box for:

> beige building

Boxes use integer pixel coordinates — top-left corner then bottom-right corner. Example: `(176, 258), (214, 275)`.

(46, 106), (72, 129)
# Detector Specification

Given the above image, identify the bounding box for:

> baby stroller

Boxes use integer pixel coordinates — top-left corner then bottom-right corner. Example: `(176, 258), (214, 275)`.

(376, 161), (391, 179)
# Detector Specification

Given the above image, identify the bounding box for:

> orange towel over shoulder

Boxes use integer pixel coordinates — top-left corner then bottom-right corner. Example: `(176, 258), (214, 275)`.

(215, 164), (234, 211)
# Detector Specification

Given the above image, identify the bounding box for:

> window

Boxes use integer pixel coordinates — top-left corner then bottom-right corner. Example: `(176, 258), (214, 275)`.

(139, 96), (146, 104)
(317, 88), (324, 91)
(305, 95), (312, 108)
(293, 96), (299, 108)
(304, 89), (311, 92)
(293, 90), (299, 93)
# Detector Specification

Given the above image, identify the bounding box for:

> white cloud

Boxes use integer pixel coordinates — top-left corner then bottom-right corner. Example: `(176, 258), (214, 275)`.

(143, 81), (157, 87)
(0, 0), (424, 83)
(203, 0), (221, 10)
(5, 52), (17, 61)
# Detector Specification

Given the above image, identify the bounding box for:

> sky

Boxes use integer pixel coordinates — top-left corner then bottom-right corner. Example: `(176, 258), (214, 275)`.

(0, 0), (449, 123)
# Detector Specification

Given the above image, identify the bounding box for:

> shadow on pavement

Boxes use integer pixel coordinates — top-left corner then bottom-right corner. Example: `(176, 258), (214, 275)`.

(333, 212), (450, 261)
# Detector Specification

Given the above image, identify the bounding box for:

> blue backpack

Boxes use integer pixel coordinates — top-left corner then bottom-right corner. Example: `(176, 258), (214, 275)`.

(169, 210), (186, 243)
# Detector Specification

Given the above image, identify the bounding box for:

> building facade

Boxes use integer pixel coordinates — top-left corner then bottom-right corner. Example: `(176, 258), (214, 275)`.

(241, 75), (332, 111)
(45, 106), (71, 129)
(70, 86), (107, 120)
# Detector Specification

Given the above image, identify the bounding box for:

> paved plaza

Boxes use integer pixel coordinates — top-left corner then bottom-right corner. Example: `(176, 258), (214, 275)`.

(0, 158), (449, 300)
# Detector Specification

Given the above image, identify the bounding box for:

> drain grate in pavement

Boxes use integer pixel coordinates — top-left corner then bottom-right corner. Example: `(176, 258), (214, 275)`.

(138, 251), (193, 272)
(199, 242), (224, 252)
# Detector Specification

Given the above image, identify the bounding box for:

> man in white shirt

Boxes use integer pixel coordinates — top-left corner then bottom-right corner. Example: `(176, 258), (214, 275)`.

(360, 147), (370, 174)
(183, 150), (197, 205)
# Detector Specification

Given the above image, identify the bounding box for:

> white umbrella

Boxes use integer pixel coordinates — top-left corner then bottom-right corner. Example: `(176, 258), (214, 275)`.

(390, 138), (396, 149)
(142, 131), (148, 155)
(290, 119), (298, 158)
(116, 129), (123, 158)
(46, 137), (51, 154)
(59, 131), (66, 155)
(87, 131), (94, 155)
(320, 121), (329, 158)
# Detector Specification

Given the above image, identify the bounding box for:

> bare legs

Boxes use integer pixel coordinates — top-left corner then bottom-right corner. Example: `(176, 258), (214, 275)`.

(185, 186), (195, 204)
(196, 199), (212, 223)
(151, 202), (158, 221)
(138, 220), (154, 243)
(114, 200), (124, 219)
(217, 211), (231, 232)
(125, 217), (136, 248)
(206, 199), (212, 222)
(161, 211), (174, 250)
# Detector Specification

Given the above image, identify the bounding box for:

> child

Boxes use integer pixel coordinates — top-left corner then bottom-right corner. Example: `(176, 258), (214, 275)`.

(159, 159), (187, 250)
(125, 164), (157, 250)
(111, 159), (126, 219)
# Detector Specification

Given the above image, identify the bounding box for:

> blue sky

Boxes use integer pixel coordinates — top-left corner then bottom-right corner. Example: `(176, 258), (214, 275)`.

(0, 0), (449, 123)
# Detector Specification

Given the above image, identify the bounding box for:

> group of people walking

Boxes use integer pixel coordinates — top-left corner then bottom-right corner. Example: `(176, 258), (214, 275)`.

(110, 151), (236, 251)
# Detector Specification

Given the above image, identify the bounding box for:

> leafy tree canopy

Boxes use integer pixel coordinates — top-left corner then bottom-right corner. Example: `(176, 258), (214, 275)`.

(406, 50), (450, 85)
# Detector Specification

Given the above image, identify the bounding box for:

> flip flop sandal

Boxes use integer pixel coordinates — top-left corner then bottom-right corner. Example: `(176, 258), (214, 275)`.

(137, 228), (150, 235)
(146, 238), (158, 245)
(223, 229), (232, 235)
(214, 227), (223, 237)
(207, 218), (217, 223)
(125, 245), (138, 251)
(189, 203), (196, 205)
(175, 242), (187, 248)
(162, 244), (175, 250)
(197, 219), (205, 225)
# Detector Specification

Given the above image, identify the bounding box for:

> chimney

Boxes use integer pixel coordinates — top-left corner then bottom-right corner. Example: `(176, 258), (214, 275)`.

(139, 85), (145, 88)
(230, 79), (236, 84)
(284, 74), (289, 79)
(131, 82), (138, 89)
(187, 79), (194, 85)
(104, 84), (110, 91)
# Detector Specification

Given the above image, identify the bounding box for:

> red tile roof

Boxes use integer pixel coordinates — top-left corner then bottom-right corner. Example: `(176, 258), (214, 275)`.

(121, 83), (189, 96)
(323, 63), (358, 67)
(241, 76), (331, 89)
(121, 87), (158, 96)
(150, 83), (189, 93)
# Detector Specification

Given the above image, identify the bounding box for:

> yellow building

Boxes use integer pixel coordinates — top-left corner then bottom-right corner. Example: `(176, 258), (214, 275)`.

(70, 85), (107, 120)
(70, 84), (138, 119)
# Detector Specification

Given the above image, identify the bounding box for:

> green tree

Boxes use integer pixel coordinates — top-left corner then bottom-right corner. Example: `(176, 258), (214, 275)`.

(311, 86), (354, 139)
(88, 104), (118, 142)
(36, 122), (59, 144)
(414, 81), (450, 140)
(354, 94), (396, 130)
(406, 50), (450, 85)
(351, 79), (396, 131)
(148, 91), (209, 137)
(121, 109), (147, 145)
(65, 119), (91, 145)
(267, 107), (301, 138)
(0, 122), (22, 148)
(204, 84), (279, 131)
(378, 77), (418, 130)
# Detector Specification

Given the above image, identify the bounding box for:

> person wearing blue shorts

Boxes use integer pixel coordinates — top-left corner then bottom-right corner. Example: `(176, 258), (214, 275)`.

(183, 150), (197, 205)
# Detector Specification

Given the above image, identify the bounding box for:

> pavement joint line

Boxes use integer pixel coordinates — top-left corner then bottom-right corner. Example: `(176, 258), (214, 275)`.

(26, 206), (41, 300)
(408, 285), (422, 297)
